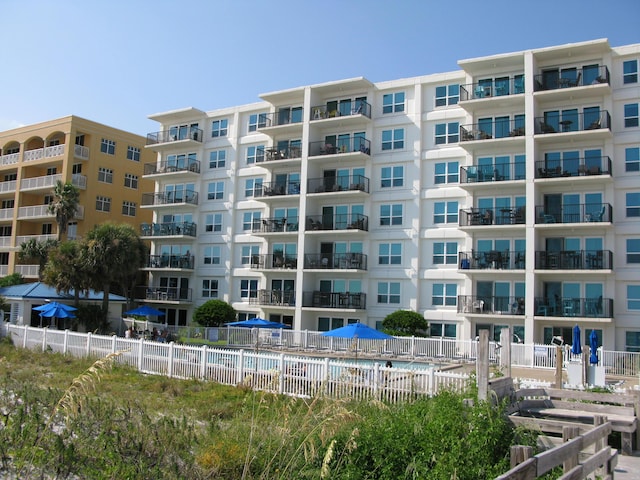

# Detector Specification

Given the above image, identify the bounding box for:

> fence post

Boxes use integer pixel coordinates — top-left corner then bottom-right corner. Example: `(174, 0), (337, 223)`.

(373, 362), (380, 397)
(555, 346), (563, 388)
(410, 336), (416, 357)
(323, 357), (330, 396)
(238, 349), (245, 384)
(429, 368), (436, 396)
(510, 445), (533, 468)
(200, 345), (208, 379)
(562, 425), (580, 472)
(42, 327), (47, 352)
(86, 332), (92, 357)
(137, 337), (144, 372)
(477, 330), (489, 401)
(167, 341), (174, 378)
(22, 325), (28, 348)
(278, 353), (285, 395)
(63, 329), (69, 354)
(111, 334), (117, 354)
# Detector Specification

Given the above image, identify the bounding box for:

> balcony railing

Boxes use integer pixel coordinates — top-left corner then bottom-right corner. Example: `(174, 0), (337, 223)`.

(458, 295), (525, 315)
(252, 217), (299, 234)
(459, 207), (526, 227)
(146, 127), (203, 145)
(256, 145), (303, 162)
(303, 253), (367, 270)
(306, 213), (368, 232)
(74, 144), (89, 160)
(141, 222), (196, 237)
(146, 254), (194, 269)
(17, 204), (84, 220)
(259, 109), (304, 128)
(250, 254), (298, 269)
(16, 234), (57, 245)
(534, 296), (612, 318)
(309, 137), (371, 157)
(459, 251), (525, 270)
(460, 119), (525, 141)
(249, 290), (296, 307)
(136, 286), (193, 302)
(141, 191), (198, 206)
(144, 159), (200, 175)
(460, 162), (526, 183)
(20, 174), (62, 190)
(459, 77), (525, 100)
(303, 291), (366, 309)
(533, 65), (610, 91)
(23, 144), (65, 162)
(0, 208), (13, 220)
(535, 203), (612, 224)
(254, 180), (301, 198)
(310, 101), (372, 120)
(535, 110), (610, 134)
(308, 174), (369, 194)
(535, 157), (612, 178)
(534, 250), (612, 270)
(0, 180), (16, 194)
(0, 153), (19, 165)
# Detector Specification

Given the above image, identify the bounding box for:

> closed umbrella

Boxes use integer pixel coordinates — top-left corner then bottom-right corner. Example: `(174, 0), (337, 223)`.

(589, 330), (599, 364)
(571, 325), (582, 355)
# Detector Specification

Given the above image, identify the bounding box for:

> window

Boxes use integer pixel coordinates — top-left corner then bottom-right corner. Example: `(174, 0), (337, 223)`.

(204, 246), (221, 265)
(212, 119), (228, 137)
(207, 181), (224, 200)
(435, 84), (459, 106)
(434, 201), (458, 224)
(377, 282), (400, 304)
(624, 103), (639, 128)
(248, 113), (267, 132)
(205, 213), (222, 232)
(96, 196), (111, 212)
(430, 323), (457, 338)
(624, 60), (638, 84)
(243, 211), (261, 231)
(247, 145), (265, 164)
(126, 146), (140, 161)
(209, 149), (226, 168)
(433, 242), (457, 265)
(435, 161), (459, 184)
(240, 279), (258, 299)
(124, 173), (138, 189)
(244, 178), (263, 198)
(202, 279), (219, 298)
(379, 243), (402, 265)
(381, 166), (404, 188)
(381, 128), (404, 150)
(628, 285), (640, 310)
(626, 147), (640, 172)
(121, 201), (136, 216)
(98, 167), (113, 183)
(435, 122), (459, 144)
(42, 223), (52, 235)
(432, 283), (457, 306)
(241, 245), (260, 265)
(382, 92), (405, 114)
(380, 204), (403, 226)
(627, 239), (640, 264)
(100, 138), (115, 155)
(627, 193), (640, 217)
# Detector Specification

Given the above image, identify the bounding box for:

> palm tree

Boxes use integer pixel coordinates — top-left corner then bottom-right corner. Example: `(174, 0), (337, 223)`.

(18, 238), (59, 280)
(48, 180), (80, 241)
(42, 241), (91, 306)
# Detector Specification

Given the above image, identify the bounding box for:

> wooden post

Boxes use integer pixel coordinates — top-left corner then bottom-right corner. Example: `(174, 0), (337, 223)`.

(477, 329), (489, 401)
(594, 415), (606, 478)
(562, 425), (580, 472)
(555, 345), (563, 388)
(499, 327), (511, 378)
(510, 445), (532, 468)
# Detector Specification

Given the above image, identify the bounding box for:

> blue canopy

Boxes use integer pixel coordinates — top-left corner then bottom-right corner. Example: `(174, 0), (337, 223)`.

(38, 305), (76, 318)
(226, 318), (290, 329)
(589, 330), (599, 364)
(321, 322), (392, 340)
(124, 305), (165, 317)
(571, 324), (582, 355)
(33, 301), (77, 313)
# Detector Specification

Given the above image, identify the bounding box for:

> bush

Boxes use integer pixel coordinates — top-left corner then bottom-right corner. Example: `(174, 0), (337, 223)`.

(193, 300), (236, 327)
(382, 310), (428, 337)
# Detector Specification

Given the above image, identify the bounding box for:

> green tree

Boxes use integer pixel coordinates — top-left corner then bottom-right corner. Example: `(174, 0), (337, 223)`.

(48, 180), (80, 241)
(18, 238), (59, 280)
(193, 300), (236, 327)
(42, 240), (91, 306)
(382, 310), (428, 337)
(0, 273), (24, 287)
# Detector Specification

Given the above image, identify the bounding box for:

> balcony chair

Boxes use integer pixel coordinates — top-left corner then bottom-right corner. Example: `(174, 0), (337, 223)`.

(568, 72), (582, 87)
(586, 205), (606, 222)
(466, 166), (478, 182)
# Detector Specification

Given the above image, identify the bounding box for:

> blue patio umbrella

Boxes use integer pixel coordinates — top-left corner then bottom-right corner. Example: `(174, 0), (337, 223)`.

(226, 318), (290, 329)
(33, 301), (77, 313)
(321, 322), (392, 340)
(571, 324), (582, 355)
(124, 305), (166, 317)
(589, 330), (599, 364)
(38, 305), (76, 318)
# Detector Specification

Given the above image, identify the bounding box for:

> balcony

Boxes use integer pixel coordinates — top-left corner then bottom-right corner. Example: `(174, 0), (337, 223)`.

(459, 207), (526, 227)
(143, 159), (200, 176)
(535, 111), (611, 138)
(250, 254), (298, 270)
(16, 234), (57, 245)
(256, 145), (303, 163)
(534, 65), (610, 92)
(257, 109), (304, 136)
(460, 119), (525, 143)
(460, 162), (526, 184)
(308, 137), (371, 157)
(252, 217), (299, 234)
(0, 180), (16, 195)
(459, 251), (525, 271)
(15, 264), (39, 278)
(1, 152), (19, 166)
(303, 252), (367, 270)
(141, 191), (198, 207)
(535, 203), (612, 225)
(254, 180), (301, 199)
(534, 250), (612, 270)
(20, 174), (62, 191)
(306, 213), (368, 232)
(17, 204), (84, 220)
(74, 144), (89, 161)
(460, 78), (525, 101)
(146, 127), (203, 147)
(23, 144), (65, 162)
(136, 285), (193, 302)
(140, 222), (196, 237)
(310, 101), (372, 121)
(0, 208), (14, 221)
(303, 291), (366, 309)
(308, 174), (369, 194)
(534, 296), (612, 319)
(458, 295), (525, 316)
(146, 254), (194, 270)
(249, 290), (295, 307)
(535, 157), (612, 179)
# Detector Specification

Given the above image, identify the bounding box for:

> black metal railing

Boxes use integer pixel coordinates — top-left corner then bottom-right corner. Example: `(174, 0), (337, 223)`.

(146, 254), (194, 269)
(309, 137), (371, 157)
(459, 77), (525, 100)
(141, 191), (198, 206)
(535, 110), (610, 134)
(251, 217), (299, 234)
(308, 174), (370, 194)
(146, 128), (203, 145)
(459, 207), (526, 227)
(143, 159), (200, 175)
(255, 181), (301, 198)
(140, 222), (196, 237)
(458, 251), (525, 270)
(534, 157), (612, 178)
(303, 291), (366, 309)
(303, 253), (367, 270)
(535, 203), (612, 224)
(533, 65), (610, 91)
(460, 119), (525, 141)
(534, 296), (612, 318)
(310, 101), (372, 120)
(249, 290), (296, 306)
(250, 254), (298, 269)
(534, 250), (612, 270)
(305, 213), (368, 231)
(460, 162), (526, 183)
(259, 109), (304, 128)
(257, 145), (303, 162)
(457, 295), (525, 315)
(136, 286), (193, 302)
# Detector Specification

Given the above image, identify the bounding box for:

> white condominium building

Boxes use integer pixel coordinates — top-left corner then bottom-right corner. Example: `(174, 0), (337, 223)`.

(141, 38), (640, 352)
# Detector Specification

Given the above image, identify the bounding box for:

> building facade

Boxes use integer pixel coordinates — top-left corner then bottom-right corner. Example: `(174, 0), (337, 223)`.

(0, 115), (154, 278)
(142, 39), (640, 351)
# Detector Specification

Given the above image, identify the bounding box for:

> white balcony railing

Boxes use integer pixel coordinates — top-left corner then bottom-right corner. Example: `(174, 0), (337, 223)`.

(17, 204), (53, 219)
(0, 265), (8, 276)
(71, 174), (87, 189)
(20, 174), (62, 191)
(45, 144), (64, 158)
(15, 234), (57, 245)
(15, 264), (39, 278)
(74, 144), (89, 160)
(0, 180), (16, 194)
(23, 149), (44, 162)
(0, 208), (14, 220)
(0, 237), (12, 247)
(0, 153), (19, 165)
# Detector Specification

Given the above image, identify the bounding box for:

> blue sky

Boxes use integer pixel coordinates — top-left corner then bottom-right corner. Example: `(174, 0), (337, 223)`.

(1, 0), (638, 136)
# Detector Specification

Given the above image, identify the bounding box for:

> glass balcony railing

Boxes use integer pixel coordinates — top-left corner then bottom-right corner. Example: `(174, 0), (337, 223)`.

(458, 295), (525, 315)
(533, 65), (610, 91)
(310, 100), (372, 120)
(305, 213), (368, 231)
(303, 291), (366, 309)
(535, 157), (612, 178)
(136, 286), (193, 302)
(534, 296), (612, 318)
(308, 174), (369, 193)
(144, 159), (200, 175)
(250, 254), (298, 269)
(460, 162), (526, 183)
(141, 191), (198, 206)
(141, 222), (196, 237)
(459, 207), (526, 227)
(535, 110), (610, 134)
(146, 128), (203, 145)
(460, 119), (525, 141)
(534, 250), (612, 270)
(249, 290), (296, 307)
(458, 251), (525, 270)
(459, 77), (525, 100)
(303, 253), (367, 270)
(309, 137), (371, 156)
(535, 203), (612, 224)
(251, 217), (299, 234)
